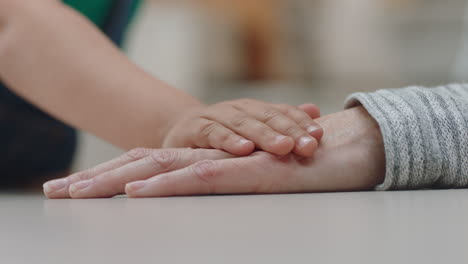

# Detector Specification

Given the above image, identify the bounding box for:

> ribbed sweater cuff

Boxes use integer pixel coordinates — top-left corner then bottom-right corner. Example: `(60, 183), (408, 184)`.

(344, 85), (468, 190)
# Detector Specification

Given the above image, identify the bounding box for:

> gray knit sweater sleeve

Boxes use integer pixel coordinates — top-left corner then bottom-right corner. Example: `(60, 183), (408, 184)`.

(344, 84), (468, 191)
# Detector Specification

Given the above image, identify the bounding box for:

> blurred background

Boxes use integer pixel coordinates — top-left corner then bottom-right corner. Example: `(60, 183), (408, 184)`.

(3, 0), (468, 189)
(75, 0), (468, 170)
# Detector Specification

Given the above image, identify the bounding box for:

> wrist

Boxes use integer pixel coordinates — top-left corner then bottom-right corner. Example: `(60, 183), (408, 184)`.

(350, 106), (386, 188)
(160, 101), (206, 146)
(315, 106), (385, 190)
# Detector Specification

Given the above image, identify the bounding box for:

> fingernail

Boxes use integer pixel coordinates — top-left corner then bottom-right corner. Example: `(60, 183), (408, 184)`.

(126, 181), (146, 192)
(307, 125), (322, 134)
(275, 135), (289, 143)
(238, 138), (251, 145)
(298, 136), (314, 148)
(69, 179), (92, 193)
(43, 179), (68, 194)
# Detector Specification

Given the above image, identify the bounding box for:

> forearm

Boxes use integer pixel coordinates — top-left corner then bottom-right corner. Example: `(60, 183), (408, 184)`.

(0, 0), (201, 149)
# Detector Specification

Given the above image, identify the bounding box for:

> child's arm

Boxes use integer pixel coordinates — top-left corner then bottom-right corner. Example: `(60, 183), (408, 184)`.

(0, 0), (322, 157)
(0, 0), (199, 149)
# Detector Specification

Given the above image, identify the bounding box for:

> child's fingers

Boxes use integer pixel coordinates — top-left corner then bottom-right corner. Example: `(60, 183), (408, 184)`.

(274, 104), (324, 142)
(193, 118), (255, 156)
(43, 148), (151, 199)
(259, 110), (318, 157)
(230, 103), (319, 157)
(206, 110), (295, 155)
(68, 149), (235, 199)
(298, 103), (321, 119)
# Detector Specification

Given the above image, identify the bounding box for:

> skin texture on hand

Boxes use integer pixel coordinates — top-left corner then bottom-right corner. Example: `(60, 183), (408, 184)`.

(162, 100), (323, 157)
(43, 106), (385, 199)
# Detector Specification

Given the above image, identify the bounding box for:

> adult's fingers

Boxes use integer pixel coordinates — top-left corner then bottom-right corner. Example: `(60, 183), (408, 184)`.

(125, 152), (289, 197)
(68, 149), (235, 199)
(43, 148), (152, 199)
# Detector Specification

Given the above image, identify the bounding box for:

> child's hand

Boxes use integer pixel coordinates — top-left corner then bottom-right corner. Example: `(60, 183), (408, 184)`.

(162, 99), (323, 157)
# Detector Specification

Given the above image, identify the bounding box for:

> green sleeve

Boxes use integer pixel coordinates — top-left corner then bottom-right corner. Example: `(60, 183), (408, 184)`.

(62, 0), (142, 29)
(62, 0), (115, 28)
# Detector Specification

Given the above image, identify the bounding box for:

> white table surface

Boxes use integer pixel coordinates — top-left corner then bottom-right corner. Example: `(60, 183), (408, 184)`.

(1, 190), (467, 264)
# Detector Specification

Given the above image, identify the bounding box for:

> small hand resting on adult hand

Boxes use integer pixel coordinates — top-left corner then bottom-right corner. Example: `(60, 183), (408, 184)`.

(163, 99), (323, 157)
(43, 106), (385, 199)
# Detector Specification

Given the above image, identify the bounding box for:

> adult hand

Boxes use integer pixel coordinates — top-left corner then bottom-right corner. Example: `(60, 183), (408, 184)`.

(43, 106), (385, 199)
(43, 148), (236, 199)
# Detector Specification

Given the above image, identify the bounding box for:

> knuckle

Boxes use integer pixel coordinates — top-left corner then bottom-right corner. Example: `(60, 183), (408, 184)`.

(198, 121), (218, 139)
(192, 160), (219, 192)
(275, 104), (292, 114)
(231, 114), (251, 128)
(126, 148), (151, 160)
(218, 131), (232, 144)
(288, 107), (304, 118)
(147, 150), (179, 171)
(68, 170), (93, 183)
(262, 109), (283, 123)
(294, 110), (314, 124)
(278, 104), (310, 120)
(284, 124), (304, 137)
(230, 99), (256, 108)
